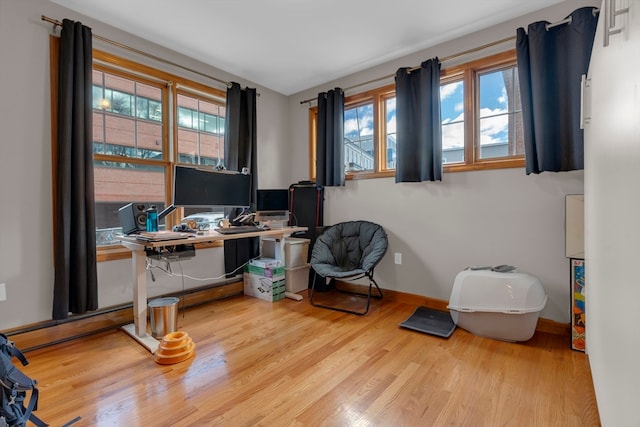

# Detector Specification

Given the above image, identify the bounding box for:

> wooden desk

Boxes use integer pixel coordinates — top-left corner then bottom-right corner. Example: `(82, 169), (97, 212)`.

(120, 226), (307, 352)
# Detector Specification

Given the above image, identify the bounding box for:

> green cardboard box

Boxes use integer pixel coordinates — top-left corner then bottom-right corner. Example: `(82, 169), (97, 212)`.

(243, 260), (286, 302)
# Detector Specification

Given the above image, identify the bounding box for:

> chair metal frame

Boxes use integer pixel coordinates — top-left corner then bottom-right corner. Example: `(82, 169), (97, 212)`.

(309, 269), (383, 315)
(308, 221), (387, 315)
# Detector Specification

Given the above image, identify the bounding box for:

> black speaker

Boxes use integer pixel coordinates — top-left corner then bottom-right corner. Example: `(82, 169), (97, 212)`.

(118, 202), (149, 235)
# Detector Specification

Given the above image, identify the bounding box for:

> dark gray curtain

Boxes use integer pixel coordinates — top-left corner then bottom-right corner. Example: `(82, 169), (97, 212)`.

(224, 82), (258, 276)
(316, 88), (345, 187)
(516, 7), (598, 174)
(225, 82), (257, 199)
(395, 58), (442, 182)
(53, 19), (98, 319)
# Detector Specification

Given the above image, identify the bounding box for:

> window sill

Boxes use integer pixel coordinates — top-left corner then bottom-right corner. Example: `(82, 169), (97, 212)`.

(343, 158), (525, 181)
(346, 170), (395, 180)
(97, 245), (132, 262)
(444, 158), (525, 173)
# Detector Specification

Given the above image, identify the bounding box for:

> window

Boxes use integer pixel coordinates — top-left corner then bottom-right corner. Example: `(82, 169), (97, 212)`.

(477, 66), (524, 160)
(92, 67), (168, 246)
(308, 50), (524, 179)
(176, 91), (226, 167)
(384, 96), (397, 170)
(344, 102), (374, 172)
(88, 52), (227, 248)
(440, 51), (524, 170)
(175, 91), (228, 224)
(440, 80), (465, 164)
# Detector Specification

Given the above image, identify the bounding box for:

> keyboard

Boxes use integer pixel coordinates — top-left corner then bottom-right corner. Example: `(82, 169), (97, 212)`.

(214, 225), (263, 235)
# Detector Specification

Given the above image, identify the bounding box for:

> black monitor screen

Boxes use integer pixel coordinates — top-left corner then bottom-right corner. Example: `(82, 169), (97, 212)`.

(256, 189), (289, 211)
(173, 166), (251, 208)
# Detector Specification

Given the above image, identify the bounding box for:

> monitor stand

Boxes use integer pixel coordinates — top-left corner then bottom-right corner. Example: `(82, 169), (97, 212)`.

(259, 219), (288, 229)
(254, 210), (289, 224)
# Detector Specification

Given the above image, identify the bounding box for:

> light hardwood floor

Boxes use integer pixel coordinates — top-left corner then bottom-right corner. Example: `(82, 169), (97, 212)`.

(17, 292), (600, 427)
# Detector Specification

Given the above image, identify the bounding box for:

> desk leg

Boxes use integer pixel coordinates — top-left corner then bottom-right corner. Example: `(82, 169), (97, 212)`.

(121, 248), (159, 353)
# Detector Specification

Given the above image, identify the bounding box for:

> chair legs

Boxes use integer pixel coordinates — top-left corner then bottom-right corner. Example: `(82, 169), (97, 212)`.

(309, 271), (383, 315)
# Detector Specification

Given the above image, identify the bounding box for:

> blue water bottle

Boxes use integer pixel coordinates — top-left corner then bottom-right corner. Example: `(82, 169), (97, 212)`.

(146, 205), (158, 232)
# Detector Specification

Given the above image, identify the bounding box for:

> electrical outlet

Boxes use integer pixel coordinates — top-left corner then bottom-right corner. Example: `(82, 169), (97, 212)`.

(0, 283), (6, 302)
(394, 253), (402, 265)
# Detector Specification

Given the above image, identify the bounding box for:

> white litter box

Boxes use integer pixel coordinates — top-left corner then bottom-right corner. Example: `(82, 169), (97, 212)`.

(447, 269), (547, 342)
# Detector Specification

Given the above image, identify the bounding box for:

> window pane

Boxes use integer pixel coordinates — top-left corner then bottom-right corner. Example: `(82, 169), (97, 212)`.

(111, 91), (132, 116)
(385, 97), (396, 169)
(176, 93), (225, 166)
(92, 70), (164, 160)
(93, 163), (166, 246)
(344, 103), (374, 172)
(178, 106), (194, 129)
(440, 81), (464, 164)
(181, 208), (225, 231)
(442, 122), (465, 164)
(136, 98), (149, 119)
(478, 67), (524, 159)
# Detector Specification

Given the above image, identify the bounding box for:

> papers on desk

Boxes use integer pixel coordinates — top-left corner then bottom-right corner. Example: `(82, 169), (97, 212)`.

(135, 231), (190, 241)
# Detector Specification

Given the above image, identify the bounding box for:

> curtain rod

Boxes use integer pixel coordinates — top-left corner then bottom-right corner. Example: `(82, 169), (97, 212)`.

(299, 35), (515, 105)
(544, 6), (598, 31)
(41, 15), (231, 89)
(299, 7), (599, 105)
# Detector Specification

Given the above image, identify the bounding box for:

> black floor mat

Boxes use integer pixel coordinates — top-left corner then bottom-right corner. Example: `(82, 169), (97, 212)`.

(399, 306), (456, 338)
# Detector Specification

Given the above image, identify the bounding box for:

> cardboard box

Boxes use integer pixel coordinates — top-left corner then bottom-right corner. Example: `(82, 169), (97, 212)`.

(248, 257), (281, 269)
(244, 260), (286, 302)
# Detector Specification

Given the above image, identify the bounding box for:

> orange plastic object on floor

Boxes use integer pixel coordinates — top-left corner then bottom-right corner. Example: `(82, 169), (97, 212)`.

(153, 331), (196, 364)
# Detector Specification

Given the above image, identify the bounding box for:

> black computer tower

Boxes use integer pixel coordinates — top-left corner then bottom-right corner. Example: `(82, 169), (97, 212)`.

(289, 181), (324, 236)
(289, 181), (325, 289)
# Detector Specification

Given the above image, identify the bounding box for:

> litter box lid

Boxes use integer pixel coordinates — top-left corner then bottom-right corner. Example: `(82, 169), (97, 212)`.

(447, 270), (547, 314)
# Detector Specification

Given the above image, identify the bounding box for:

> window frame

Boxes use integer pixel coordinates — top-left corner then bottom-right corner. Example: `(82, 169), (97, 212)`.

(443, 49), (525, 172)
(51, 44), (228, 259)
(308, 49), (524, 181)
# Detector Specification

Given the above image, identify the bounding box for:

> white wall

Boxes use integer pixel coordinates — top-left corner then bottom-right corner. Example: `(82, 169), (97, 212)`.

(0, 0), (292, 329)
(320, 170), (583, 323)
(288, 1), (598, 323)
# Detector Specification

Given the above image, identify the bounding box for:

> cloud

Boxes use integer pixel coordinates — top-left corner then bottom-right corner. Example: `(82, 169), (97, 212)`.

(497, 86), (507, 106)
(478, 108), (509, 145)
(442, 117), (464, 149)
(442, 112), (464, 125)
(440, 81), (462, 100)
(387, 98), (396, 111)
(387, 115), (396, 133)
(441, 108), (511, 149)
(386, 98), (396, 133)
(345, 114), (373, 137)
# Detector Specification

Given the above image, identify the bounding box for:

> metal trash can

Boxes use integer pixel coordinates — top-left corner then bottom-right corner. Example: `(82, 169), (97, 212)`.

(148, 297), (179, 339)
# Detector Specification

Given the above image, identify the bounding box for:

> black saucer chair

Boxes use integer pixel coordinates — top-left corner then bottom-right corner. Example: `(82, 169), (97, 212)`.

(309, 220), (388, 315)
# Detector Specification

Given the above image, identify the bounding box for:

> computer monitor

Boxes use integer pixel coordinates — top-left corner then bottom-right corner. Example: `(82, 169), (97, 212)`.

(254, 189), (289, 223)
(172, 165), (251, 209)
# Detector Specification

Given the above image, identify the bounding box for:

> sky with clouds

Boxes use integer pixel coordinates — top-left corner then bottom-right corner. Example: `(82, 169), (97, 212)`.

(344, 69), (514, 154)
